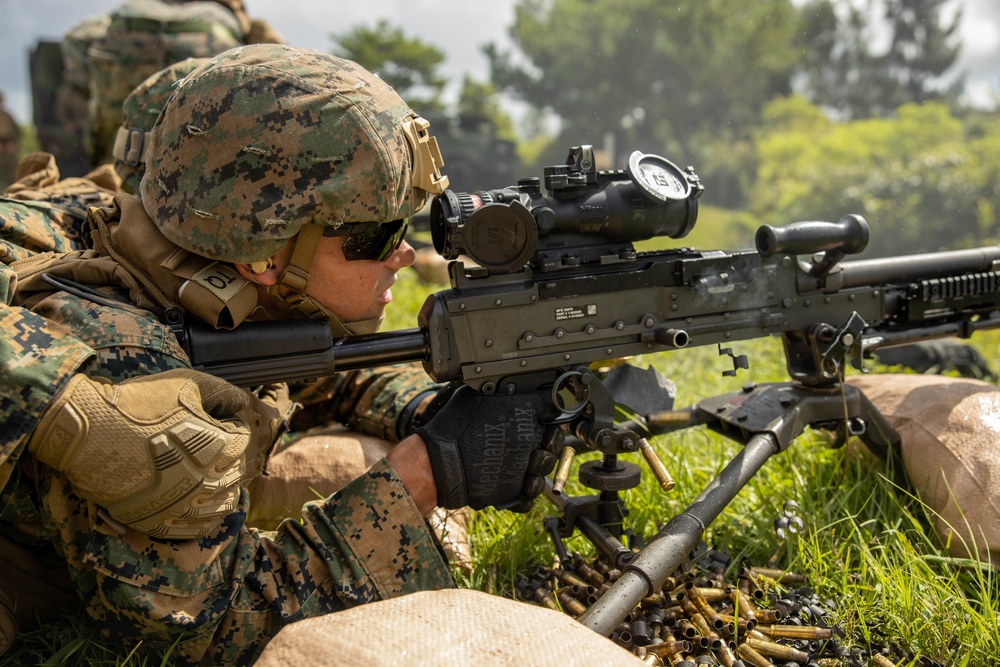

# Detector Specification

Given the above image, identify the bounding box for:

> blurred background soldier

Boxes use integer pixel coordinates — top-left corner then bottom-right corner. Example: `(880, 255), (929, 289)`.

(49, 0), (282, 171)
(0, 92), (20, 189)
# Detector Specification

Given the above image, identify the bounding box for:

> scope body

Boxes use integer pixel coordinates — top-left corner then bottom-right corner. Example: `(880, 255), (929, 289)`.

(430, 146), (703, 274)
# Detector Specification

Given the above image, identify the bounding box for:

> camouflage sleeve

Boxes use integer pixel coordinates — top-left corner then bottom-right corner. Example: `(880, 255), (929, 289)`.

(290, 363), (442, 441)
(50, 458), (451, 665)
(0, 304), (95, 490)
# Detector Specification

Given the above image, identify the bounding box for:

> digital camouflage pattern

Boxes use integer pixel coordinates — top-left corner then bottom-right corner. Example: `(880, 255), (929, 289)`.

(114, 58), (210, 194)
(142, 44), (427, 264)
(292, 365), (442, 442)
(1, 277), (452, 664)
(2, 42), (455, 663)
(85, 0), (245, 165)
(0, 304), (95, 494)
(0, 200), (78, 302)
(1, 152), (120, 301)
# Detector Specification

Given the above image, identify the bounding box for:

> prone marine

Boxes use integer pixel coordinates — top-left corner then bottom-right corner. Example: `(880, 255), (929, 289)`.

(1, 44), (559, 665)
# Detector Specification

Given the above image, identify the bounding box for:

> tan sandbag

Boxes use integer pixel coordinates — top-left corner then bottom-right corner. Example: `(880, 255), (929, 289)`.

(255, 588), (645, 667)
(847, 373), (1000, 564)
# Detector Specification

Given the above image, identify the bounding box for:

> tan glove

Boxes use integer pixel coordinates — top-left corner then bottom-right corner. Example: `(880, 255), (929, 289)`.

(28, 369), (254, 540)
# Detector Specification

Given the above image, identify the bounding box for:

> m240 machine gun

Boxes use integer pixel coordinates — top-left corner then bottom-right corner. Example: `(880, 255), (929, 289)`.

(180, 145), (1000, 636)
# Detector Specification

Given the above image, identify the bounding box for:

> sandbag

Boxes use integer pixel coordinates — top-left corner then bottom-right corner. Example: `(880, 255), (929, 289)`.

(847, 373), (1000, 564)
(254, 588), (645, 667)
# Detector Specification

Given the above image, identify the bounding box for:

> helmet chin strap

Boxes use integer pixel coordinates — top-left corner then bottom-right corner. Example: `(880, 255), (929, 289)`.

(265, 222), (384, 336)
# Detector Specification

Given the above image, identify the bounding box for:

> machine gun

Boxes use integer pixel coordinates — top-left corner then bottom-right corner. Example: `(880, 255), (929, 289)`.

(179, 145), (1000, 637)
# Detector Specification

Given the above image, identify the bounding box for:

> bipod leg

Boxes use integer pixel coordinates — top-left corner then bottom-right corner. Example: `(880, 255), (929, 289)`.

(578, 431), (781, 635)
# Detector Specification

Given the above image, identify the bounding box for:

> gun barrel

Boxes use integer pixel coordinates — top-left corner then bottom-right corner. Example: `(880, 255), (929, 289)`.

(833, 246), (1000, 289)
(189, 323), (428, 387)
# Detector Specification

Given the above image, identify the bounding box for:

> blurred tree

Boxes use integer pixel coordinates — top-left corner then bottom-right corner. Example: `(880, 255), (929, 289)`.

(331, 21), (522, 191)
(456, 76), (517, 141)
(752, 97), (999, 256)
(485, 0), (801, 207)
(331, 19), (447, 113)
(795, 0), (963, 119)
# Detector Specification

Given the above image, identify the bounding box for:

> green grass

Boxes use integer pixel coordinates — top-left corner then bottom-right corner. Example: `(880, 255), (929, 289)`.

(7, 222), (1000, 665)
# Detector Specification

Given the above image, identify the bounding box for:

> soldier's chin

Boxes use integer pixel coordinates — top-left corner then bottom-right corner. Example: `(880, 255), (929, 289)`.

(345, 314), (386, 335)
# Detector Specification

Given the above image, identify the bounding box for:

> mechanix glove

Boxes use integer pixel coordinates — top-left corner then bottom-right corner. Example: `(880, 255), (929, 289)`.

(414, 385), (558, 512)
(28, 369), (255, 540)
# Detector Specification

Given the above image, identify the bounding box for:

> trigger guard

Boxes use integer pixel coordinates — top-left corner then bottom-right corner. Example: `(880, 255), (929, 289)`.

(551, 369), (590, 421)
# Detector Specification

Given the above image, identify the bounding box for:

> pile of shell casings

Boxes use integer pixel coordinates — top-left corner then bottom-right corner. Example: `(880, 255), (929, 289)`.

(517, 548), (922, 667)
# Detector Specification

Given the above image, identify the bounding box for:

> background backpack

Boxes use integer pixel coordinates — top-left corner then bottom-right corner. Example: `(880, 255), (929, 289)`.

(84, 0), (245, 165)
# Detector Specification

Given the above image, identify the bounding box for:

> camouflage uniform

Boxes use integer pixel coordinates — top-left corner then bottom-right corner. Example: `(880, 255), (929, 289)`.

(1, 152), (119, 301)
(1, 45), (453, 665)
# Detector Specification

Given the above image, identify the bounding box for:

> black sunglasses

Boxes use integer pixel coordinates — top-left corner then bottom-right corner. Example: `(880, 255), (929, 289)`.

(322, 219), (408, 262)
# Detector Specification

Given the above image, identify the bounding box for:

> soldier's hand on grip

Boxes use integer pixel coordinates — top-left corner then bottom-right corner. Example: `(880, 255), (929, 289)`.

(28, 369), (256, 540)
(414, 385), (558, 512)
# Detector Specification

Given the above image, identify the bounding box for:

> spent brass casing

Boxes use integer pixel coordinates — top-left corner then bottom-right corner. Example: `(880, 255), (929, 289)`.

(641, 591), (667, 607)
(737, 642), (776, 667)
(689, 613), (722, 650)
(751, 608), (784, 624)
(748, 567), (806, 584)
(662, 606), (686, 624)
(556, 590), (588, 617)
(551, 445), (577, 494)
(730, 589), (758, 623)
(638, 438), (675, 492)
(666, 653), (695, 667)
(550, 567), (590, 589)
(871, 655), (899, 667)
(737, 575), (766, 600)
(646, 639), (693, 657)
(675, 619), (698, 640)
(716, 612), (753, 634)
(693, 586), (731, 604)
(530, 586), (560, 612)
(679, 596), (700, 620)
(761, 624), (832, 640)
(646, 408), (695, 429)
(642, 653), (663, 666)
(575, 559), (605, 587)
(746, 637), (809, 663)
(715, 642), (738, 667)
(688, 587), (725, 630)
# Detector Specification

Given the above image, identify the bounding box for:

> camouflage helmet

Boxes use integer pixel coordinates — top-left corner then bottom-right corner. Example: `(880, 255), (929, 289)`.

(140, 43), (448, 264)
(113, 58), (210, 194)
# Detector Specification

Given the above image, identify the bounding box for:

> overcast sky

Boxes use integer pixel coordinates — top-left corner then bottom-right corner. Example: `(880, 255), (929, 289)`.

(1, 0), (998, 126)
